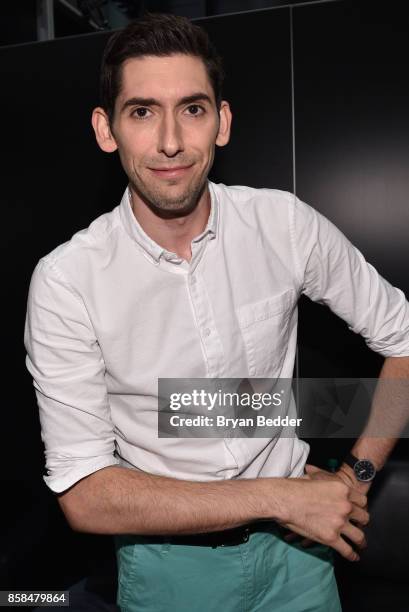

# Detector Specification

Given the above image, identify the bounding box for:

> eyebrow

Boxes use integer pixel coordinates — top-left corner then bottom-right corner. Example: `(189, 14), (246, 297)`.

(120, 92), (214, 113)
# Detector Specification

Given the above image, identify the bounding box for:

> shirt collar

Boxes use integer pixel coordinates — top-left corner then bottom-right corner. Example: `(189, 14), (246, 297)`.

(119, 180), (218, 264)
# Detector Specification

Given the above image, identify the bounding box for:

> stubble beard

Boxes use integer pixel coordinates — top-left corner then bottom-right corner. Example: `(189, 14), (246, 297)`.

(130, 169), (208, 219)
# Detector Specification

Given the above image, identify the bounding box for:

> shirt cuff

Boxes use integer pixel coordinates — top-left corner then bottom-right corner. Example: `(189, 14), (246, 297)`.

(44, 455), (121, 494)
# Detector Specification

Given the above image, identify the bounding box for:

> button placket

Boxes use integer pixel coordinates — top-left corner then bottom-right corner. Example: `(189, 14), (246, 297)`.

(187, 272), (224, 377)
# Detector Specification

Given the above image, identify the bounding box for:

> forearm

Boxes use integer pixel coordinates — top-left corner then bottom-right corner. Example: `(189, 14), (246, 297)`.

(339, 355), (409, 489)
(58, 465), (288, 535)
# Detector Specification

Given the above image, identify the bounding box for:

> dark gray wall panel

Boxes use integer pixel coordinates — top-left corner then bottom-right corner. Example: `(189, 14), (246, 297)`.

(293, 1), (409, 465)
(294, 0), (409, 376)
(204, 8), (293, 189)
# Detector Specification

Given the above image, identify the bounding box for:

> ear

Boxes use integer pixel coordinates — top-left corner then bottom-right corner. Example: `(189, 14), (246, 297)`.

(215, 100), (232, 147)
(91, 107), (118, 153)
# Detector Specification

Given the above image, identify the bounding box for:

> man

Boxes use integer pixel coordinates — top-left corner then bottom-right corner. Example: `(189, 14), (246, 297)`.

(24, 12), (409, 612)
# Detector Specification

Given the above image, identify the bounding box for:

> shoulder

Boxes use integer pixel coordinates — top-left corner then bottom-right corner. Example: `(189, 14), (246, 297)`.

(209, 181), (304, 233)
(212, 182), (324, 229)
(32, 204), (122, 288)
(211, 182), (319, 215)
(210, 181), (296, 209)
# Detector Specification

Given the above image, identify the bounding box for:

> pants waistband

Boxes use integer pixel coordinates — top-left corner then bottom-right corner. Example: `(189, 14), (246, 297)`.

(133, 521), (279, 548)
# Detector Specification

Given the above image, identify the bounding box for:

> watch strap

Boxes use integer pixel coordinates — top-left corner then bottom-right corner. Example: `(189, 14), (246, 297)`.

(343, 452), (360, 471)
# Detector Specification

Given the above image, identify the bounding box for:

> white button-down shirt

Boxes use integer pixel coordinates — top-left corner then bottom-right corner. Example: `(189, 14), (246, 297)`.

(24, 181), (409, 493)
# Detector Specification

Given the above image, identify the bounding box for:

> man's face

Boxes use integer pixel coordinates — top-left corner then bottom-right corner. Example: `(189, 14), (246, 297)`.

(94, 54), (231, 216)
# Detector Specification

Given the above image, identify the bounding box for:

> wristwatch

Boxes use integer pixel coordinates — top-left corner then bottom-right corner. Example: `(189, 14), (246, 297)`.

(342, 452), (377, 483)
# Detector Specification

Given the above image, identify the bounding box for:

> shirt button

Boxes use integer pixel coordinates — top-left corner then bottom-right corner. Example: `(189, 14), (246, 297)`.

(203, 328), (211, 337)
(249, 367), (256, 376)
(190, 276), (196, 284)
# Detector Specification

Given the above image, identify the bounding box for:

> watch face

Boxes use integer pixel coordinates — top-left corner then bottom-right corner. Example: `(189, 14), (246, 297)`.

(353, 460), (376, 482)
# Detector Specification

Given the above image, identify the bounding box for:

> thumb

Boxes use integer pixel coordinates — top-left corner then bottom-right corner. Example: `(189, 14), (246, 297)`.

(304, 463), (321, 475)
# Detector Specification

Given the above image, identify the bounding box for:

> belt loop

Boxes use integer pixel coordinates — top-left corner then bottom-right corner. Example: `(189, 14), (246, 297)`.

(243, 527), (250, 543)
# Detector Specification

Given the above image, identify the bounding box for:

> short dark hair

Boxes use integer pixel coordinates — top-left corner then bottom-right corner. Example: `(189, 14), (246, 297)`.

(100, 13), (225, 124)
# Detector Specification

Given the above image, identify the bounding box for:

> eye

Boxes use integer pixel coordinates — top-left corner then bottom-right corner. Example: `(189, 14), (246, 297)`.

(185, 104), (205, 116)
(132, 107), (151, 119)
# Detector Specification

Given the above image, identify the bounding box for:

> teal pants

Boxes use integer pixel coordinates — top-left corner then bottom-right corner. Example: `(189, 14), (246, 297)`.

(114, 523), (342, 612)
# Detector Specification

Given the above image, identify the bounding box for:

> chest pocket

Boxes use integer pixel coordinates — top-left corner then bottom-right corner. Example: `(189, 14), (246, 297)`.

(236, 289), (295, 376)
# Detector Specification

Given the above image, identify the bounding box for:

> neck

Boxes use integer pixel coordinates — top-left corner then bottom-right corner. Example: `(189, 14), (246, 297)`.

(129, 185), (211, 262)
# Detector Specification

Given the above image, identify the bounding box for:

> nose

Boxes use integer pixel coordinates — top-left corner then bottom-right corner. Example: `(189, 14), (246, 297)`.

(157, 111), (184, 157)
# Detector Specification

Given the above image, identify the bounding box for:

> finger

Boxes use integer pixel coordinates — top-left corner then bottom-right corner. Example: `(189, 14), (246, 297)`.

(341, 522), (367, 550)
(348, 489), (367, 508)
(349, 507), (370, 527)
(332, 536), (360, 562)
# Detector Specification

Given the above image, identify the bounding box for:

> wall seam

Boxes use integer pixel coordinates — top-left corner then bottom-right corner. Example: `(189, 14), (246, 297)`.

(290, 5), (302, 413)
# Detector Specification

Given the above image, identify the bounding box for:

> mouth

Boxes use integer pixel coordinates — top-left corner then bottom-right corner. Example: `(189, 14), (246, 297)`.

(148, 164), (194, 179)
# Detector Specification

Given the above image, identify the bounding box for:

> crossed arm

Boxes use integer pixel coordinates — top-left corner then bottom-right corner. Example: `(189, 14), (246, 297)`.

(56, 354), (409, 564)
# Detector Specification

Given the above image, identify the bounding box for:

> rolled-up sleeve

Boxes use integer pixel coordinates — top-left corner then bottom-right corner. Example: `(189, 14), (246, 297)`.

(24, 259), (120, 494)
(290, 196), (409, 357)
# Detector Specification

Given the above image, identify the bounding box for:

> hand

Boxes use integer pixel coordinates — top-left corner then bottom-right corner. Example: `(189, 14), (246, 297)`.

(277, 469), (369, 561)
(282, 465), (342, 547)
(282, 463), (370, 548)
(305, 463), (371, 500)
